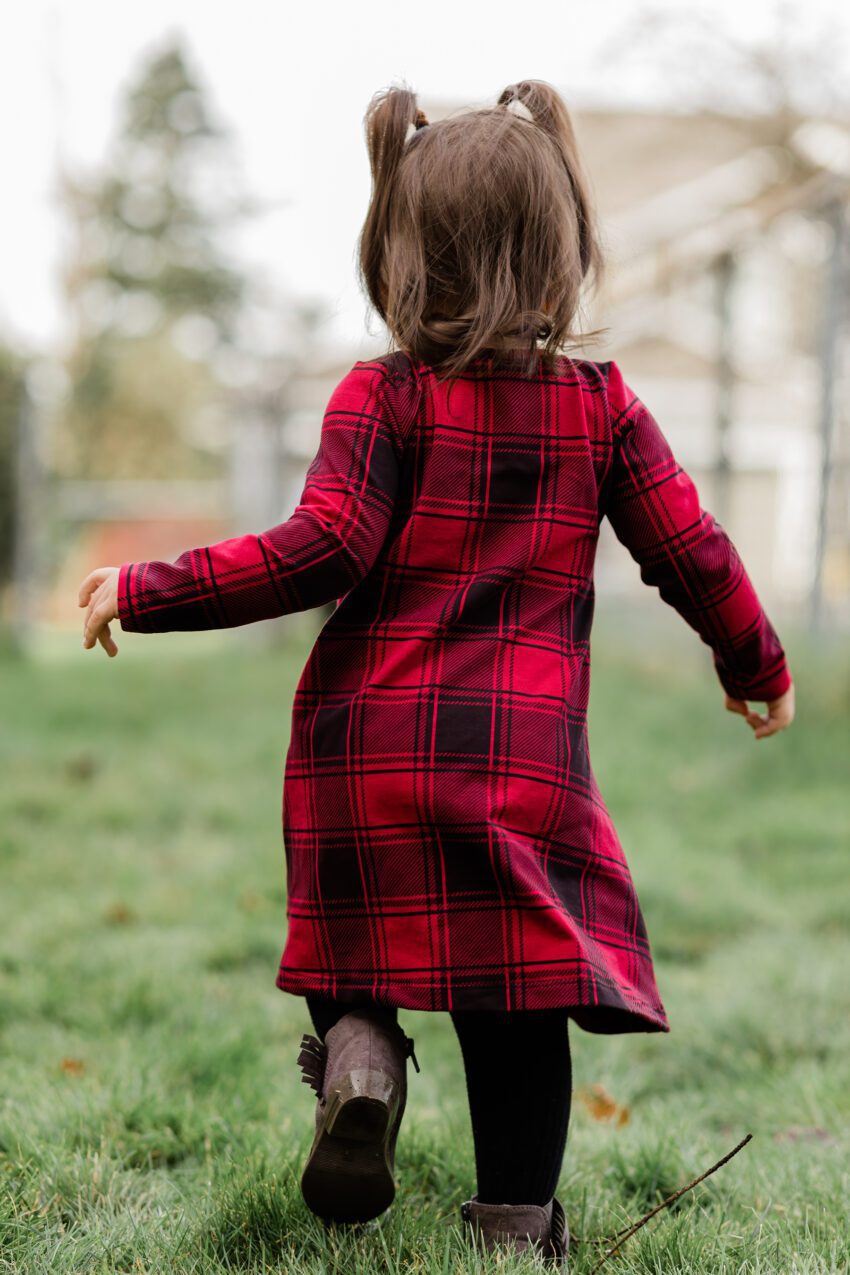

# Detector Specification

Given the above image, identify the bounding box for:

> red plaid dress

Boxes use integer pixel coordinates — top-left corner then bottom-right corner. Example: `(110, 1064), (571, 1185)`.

(117, 351), (791, 1033)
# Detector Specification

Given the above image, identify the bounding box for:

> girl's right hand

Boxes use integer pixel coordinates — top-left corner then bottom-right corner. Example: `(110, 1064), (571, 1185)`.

(78, 566), (120, 656)
(724, 681), (795, 739)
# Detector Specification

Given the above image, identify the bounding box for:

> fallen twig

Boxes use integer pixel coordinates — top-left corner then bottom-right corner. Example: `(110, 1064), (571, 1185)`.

(570, 1132), (753, 1274)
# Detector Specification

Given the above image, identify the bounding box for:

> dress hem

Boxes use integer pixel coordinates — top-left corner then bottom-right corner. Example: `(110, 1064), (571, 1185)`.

(275, 970), (670, 1035)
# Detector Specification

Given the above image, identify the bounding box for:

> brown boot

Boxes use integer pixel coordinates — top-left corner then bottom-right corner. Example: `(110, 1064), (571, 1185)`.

(296, 1008), (420, 1224)
(460, 1194), (570, 1267)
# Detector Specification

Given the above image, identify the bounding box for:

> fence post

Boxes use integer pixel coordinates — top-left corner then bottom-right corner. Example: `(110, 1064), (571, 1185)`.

(713, 249), (736, 531)
(11, 381), (43, 656)
(810, 196), (848, 633)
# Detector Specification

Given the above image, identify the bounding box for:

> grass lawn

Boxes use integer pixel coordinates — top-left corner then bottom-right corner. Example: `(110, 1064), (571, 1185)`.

(1, 600), (848, 1273)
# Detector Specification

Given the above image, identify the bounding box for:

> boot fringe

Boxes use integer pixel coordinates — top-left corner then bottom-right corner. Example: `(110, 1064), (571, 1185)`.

(550, 1196), (569, 1259)
(297, 1032), (327, 1095)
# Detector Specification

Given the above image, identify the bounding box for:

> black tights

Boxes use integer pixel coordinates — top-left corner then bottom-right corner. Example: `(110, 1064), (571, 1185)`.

(305, 995), (572, 1206)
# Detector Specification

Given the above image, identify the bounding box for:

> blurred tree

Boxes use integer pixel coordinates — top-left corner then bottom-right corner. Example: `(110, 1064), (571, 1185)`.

(602, 3), (850, 121)
(0, 345), (27, 586)
(55, 37), (254, 479)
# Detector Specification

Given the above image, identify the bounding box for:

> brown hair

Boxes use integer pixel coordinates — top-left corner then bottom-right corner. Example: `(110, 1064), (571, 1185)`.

(357, 79), (605, 381)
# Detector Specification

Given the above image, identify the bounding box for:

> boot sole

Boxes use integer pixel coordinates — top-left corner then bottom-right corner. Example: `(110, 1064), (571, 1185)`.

(300, 1068), (400, 1224)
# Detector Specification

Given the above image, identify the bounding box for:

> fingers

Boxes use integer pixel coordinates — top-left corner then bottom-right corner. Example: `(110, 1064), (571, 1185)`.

(78, 568), (111, 607)
(83, 581), (107, 645)
(750, 710), (774, 739)
(752, 712), (786, 739)
(752, 684), (795, 738)
(724, 691), (794, 739)
(79, 566), (120, 656)
(97, 622), (119, 658)
(83, 597), (116, 651)
(756, 695), (795, 738)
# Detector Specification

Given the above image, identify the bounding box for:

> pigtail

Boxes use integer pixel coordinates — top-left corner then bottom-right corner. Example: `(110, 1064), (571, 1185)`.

(497, 81), (603, 286)
(358, 85), (430, 321)
(357, 77), (605, 381)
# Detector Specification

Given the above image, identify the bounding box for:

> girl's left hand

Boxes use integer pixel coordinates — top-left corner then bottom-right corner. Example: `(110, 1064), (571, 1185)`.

(78, 567), (120, 656)
(724, 680), (795, 739)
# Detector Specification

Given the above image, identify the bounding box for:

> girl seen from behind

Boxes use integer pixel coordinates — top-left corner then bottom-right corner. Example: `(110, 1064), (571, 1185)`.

(78, 79), (795, 1268)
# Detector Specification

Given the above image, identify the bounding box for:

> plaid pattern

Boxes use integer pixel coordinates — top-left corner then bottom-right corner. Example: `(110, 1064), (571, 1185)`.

(117, 352), (791, 1033)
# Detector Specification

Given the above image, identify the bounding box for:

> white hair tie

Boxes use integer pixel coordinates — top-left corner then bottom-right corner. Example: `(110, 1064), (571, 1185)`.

(404, 120), (418, 144)
(505, 97), (534, 122)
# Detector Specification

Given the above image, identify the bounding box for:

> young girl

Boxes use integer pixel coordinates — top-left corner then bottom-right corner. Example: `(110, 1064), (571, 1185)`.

(78, 79), (795, 1267)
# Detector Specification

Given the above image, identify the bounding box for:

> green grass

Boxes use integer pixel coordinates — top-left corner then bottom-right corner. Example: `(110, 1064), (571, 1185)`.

(1, 600), (848, 1273)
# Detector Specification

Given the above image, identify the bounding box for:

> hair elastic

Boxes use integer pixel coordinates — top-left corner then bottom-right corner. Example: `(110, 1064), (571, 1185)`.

(505, 97), (534, 122)
(404, 111), (430, 145)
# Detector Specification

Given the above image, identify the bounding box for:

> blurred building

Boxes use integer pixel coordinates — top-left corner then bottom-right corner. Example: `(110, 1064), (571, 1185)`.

(41, 102), (850, 638)
(278, 103), (850, 623)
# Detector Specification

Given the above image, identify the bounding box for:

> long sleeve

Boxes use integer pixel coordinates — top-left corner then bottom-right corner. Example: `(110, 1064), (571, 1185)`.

(601, 362), (792, 702)
(116, 361), (404, 634)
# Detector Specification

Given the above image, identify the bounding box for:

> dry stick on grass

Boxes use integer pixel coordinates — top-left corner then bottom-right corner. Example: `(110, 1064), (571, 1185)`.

(571, 1133), (753, 1274)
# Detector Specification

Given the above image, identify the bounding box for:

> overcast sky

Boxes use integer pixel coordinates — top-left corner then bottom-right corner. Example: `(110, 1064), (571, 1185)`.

(3, 0), (847, 356)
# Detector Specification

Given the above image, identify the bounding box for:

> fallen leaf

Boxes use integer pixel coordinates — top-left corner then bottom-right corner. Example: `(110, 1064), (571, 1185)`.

(65, 751), (98, 782)
(576, 1082), (631, 1125)
(104, 902), (136, 925)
